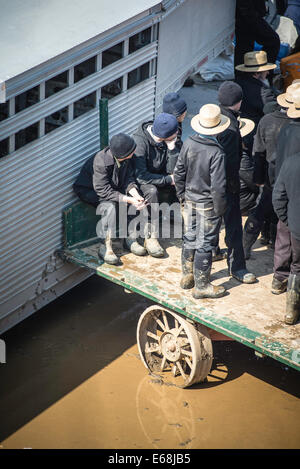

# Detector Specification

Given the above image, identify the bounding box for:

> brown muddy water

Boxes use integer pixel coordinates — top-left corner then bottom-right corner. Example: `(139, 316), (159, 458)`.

(0, 274), (299, 449)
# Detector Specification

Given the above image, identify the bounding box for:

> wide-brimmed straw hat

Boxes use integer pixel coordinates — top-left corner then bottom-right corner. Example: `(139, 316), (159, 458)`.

(287, 89), (300, 118)
(191, 104), (230, 135)
(235, 51), (276, 72)
(238, 118), (255, 138)
(277, 82), (300, 107)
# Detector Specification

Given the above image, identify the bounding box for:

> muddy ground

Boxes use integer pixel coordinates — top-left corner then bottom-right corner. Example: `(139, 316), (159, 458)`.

(0, 272), (299, 450)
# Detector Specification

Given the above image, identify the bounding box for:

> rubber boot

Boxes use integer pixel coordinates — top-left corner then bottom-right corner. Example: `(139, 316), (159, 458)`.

(124, 234), (147, 256)
(271, 276), (288, 295)
(180, 247), (195, 289)
(260, 220), (270, 245)
(98, 233), (119, 265)
(192, 251), (226, 299)
(144, 223), (164, 258)
(212, 247), (227, 262)
(243, 230), (258, 260)
(284, 274), (300, 325)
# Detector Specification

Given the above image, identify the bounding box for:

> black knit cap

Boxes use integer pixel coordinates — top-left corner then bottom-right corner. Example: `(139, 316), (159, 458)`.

(218, 81), (243, 107)
(109, 133), (136, 159)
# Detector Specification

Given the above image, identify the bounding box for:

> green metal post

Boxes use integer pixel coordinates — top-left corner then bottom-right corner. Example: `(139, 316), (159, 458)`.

(99, 98), (109, 150)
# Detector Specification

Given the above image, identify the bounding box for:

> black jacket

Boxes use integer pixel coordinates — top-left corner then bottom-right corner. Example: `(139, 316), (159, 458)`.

(236, 0), (267, 23)
(274, 119), (300, 185)
(253, 109), (290, 186)
(236, 74), (278, 128)
(272, 152), (300, 240)
(174, 134), (227, 216)
(217, 106), (242, 194)
(132, 121), (177, 187)
(93, 147), (138, 202)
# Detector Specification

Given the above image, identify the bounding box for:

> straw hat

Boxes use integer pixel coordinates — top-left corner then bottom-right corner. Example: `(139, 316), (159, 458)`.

(287, 88), (300, 118)
(191, 104), (230, 135)
(277, 82), (300, 107)
(238, 118), (255, 138)
(235, 51), (276, 72)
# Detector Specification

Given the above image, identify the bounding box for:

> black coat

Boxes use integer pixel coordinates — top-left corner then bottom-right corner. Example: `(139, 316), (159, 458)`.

(252, 109), (291, 186)
(273, 119), (300, 185)
(236, 74), (278, 128)
(174, 134), (227, 217)
(132, 121), (177, 187)
(217, 106), (242, 194)
(272, 152), (300, 240)
(93, 147), (138, 202)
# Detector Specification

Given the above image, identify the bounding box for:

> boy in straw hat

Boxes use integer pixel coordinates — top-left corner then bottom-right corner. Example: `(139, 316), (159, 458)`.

(217, 81), (256, 284)
(235, 51), (278, 133)
(174, 104), (230, 299)
(242, 82), (300, 268)
(271, 87), (300, 298)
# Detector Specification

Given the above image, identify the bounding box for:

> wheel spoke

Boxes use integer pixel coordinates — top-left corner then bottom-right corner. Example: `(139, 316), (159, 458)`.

(181, 348), (193, 357)
(154, 316), (166, 332)
(184, 356), (193, 370)
(176, 360), (186, 379)
(147, 330), (160, 341)
(162, 311), (169, 331)
(160, 356), (167, 372)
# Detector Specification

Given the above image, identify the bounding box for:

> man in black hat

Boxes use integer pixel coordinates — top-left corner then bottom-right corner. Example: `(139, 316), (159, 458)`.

(217, 81), (256, 284)
(132, 112), (179, 258)
(74, 133), (147, 265)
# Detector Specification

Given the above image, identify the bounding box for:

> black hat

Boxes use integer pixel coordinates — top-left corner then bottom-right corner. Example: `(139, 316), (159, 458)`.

(218, 81), (243, 107)
(152, 113), (178, 138)
(163, 92), (187, 117)
(109, 133), (136, 159)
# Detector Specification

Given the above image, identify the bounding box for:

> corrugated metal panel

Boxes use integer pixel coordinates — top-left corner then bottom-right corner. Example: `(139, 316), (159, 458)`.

(0, 77), (156, 312)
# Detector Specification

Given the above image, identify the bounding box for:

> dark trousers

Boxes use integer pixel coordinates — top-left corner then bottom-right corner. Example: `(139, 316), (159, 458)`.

(182, 202), (222, 252)
(223, 192), (246, 272)
(73, 185), (99, 207)
(95, 200), (140, 239)
(244, 185), (278, 238)
(274, 220), (300, 280)
(235, 17), (280, 70)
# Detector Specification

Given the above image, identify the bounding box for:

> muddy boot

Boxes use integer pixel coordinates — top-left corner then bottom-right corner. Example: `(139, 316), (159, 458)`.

(98, 233), (119, 265)
(124, 235), (147, 256)
(192, 251), (226, 299)
(212, 247), (227, 262)
(144, 223), (164, 258)
(230, 269), (256, 284)
(243, 216), (261, 260)
(271, 276), (288, 295)
(180, 247), (195, 289)
(284, 274), (300, 325)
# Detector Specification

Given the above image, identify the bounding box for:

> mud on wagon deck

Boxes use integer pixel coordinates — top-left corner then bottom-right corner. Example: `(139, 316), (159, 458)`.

(60, 201), (300, 387)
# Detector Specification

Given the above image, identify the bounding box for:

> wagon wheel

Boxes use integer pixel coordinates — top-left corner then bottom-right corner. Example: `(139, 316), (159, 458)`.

(137, 305), (213, 388)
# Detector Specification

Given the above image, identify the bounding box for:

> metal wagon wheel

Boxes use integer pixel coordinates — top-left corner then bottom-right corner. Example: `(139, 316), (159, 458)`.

(137, 305), (213, 388)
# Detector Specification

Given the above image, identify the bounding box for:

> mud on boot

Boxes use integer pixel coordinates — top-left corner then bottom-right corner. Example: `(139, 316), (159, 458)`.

(230, 269), (256, 284)
(271, 276), (288, 295)
(124, 235), (147, 256)
(284, 274), (300, 325)
(212, 247), (227, 262)
(180, 247), (195, 289)
(144, 222), (164, 258)
(192, 251), (226, 299)
(98, 234), (119, 265)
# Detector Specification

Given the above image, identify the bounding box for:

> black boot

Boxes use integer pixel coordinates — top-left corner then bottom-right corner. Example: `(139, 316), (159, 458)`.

(180, 247), (195, 289)
(285, 274), (300, 325)
(243, 216), (261, 260)
(192, 251), (226, 299)
(260, 220), (270, 245)
(271, 276), (288, 295)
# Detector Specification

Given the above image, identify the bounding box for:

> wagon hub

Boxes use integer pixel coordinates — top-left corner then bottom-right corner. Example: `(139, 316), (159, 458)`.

(160, 330), (181, 362)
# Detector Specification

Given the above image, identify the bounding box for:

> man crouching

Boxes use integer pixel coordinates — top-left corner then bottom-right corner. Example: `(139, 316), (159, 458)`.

(174, 104), (230, 299)
(93, 133), (147, 265)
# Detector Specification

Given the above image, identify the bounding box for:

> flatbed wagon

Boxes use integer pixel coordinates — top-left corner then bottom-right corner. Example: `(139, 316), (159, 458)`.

(60, 201), (300, 388)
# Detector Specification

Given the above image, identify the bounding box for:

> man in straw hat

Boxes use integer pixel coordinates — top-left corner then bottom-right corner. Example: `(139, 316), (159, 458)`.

(216, 81), (256, 284)
(235, 51), (278, 137)
(234, 0), (280, 75)
(272, 148), (300, 325)
(271, 87), (300, 297)
(174, 104), (229, 299)
(242, 82), (300, 267)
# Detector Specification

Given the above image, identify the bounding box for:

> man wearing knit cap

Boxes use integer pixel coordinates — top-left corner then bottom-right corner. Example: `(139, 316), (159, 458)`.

(217, 81), (256, 284)
(132, 112), (179, 258)
(162, 92), (187, 174)
(75, 133), (147, 265)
